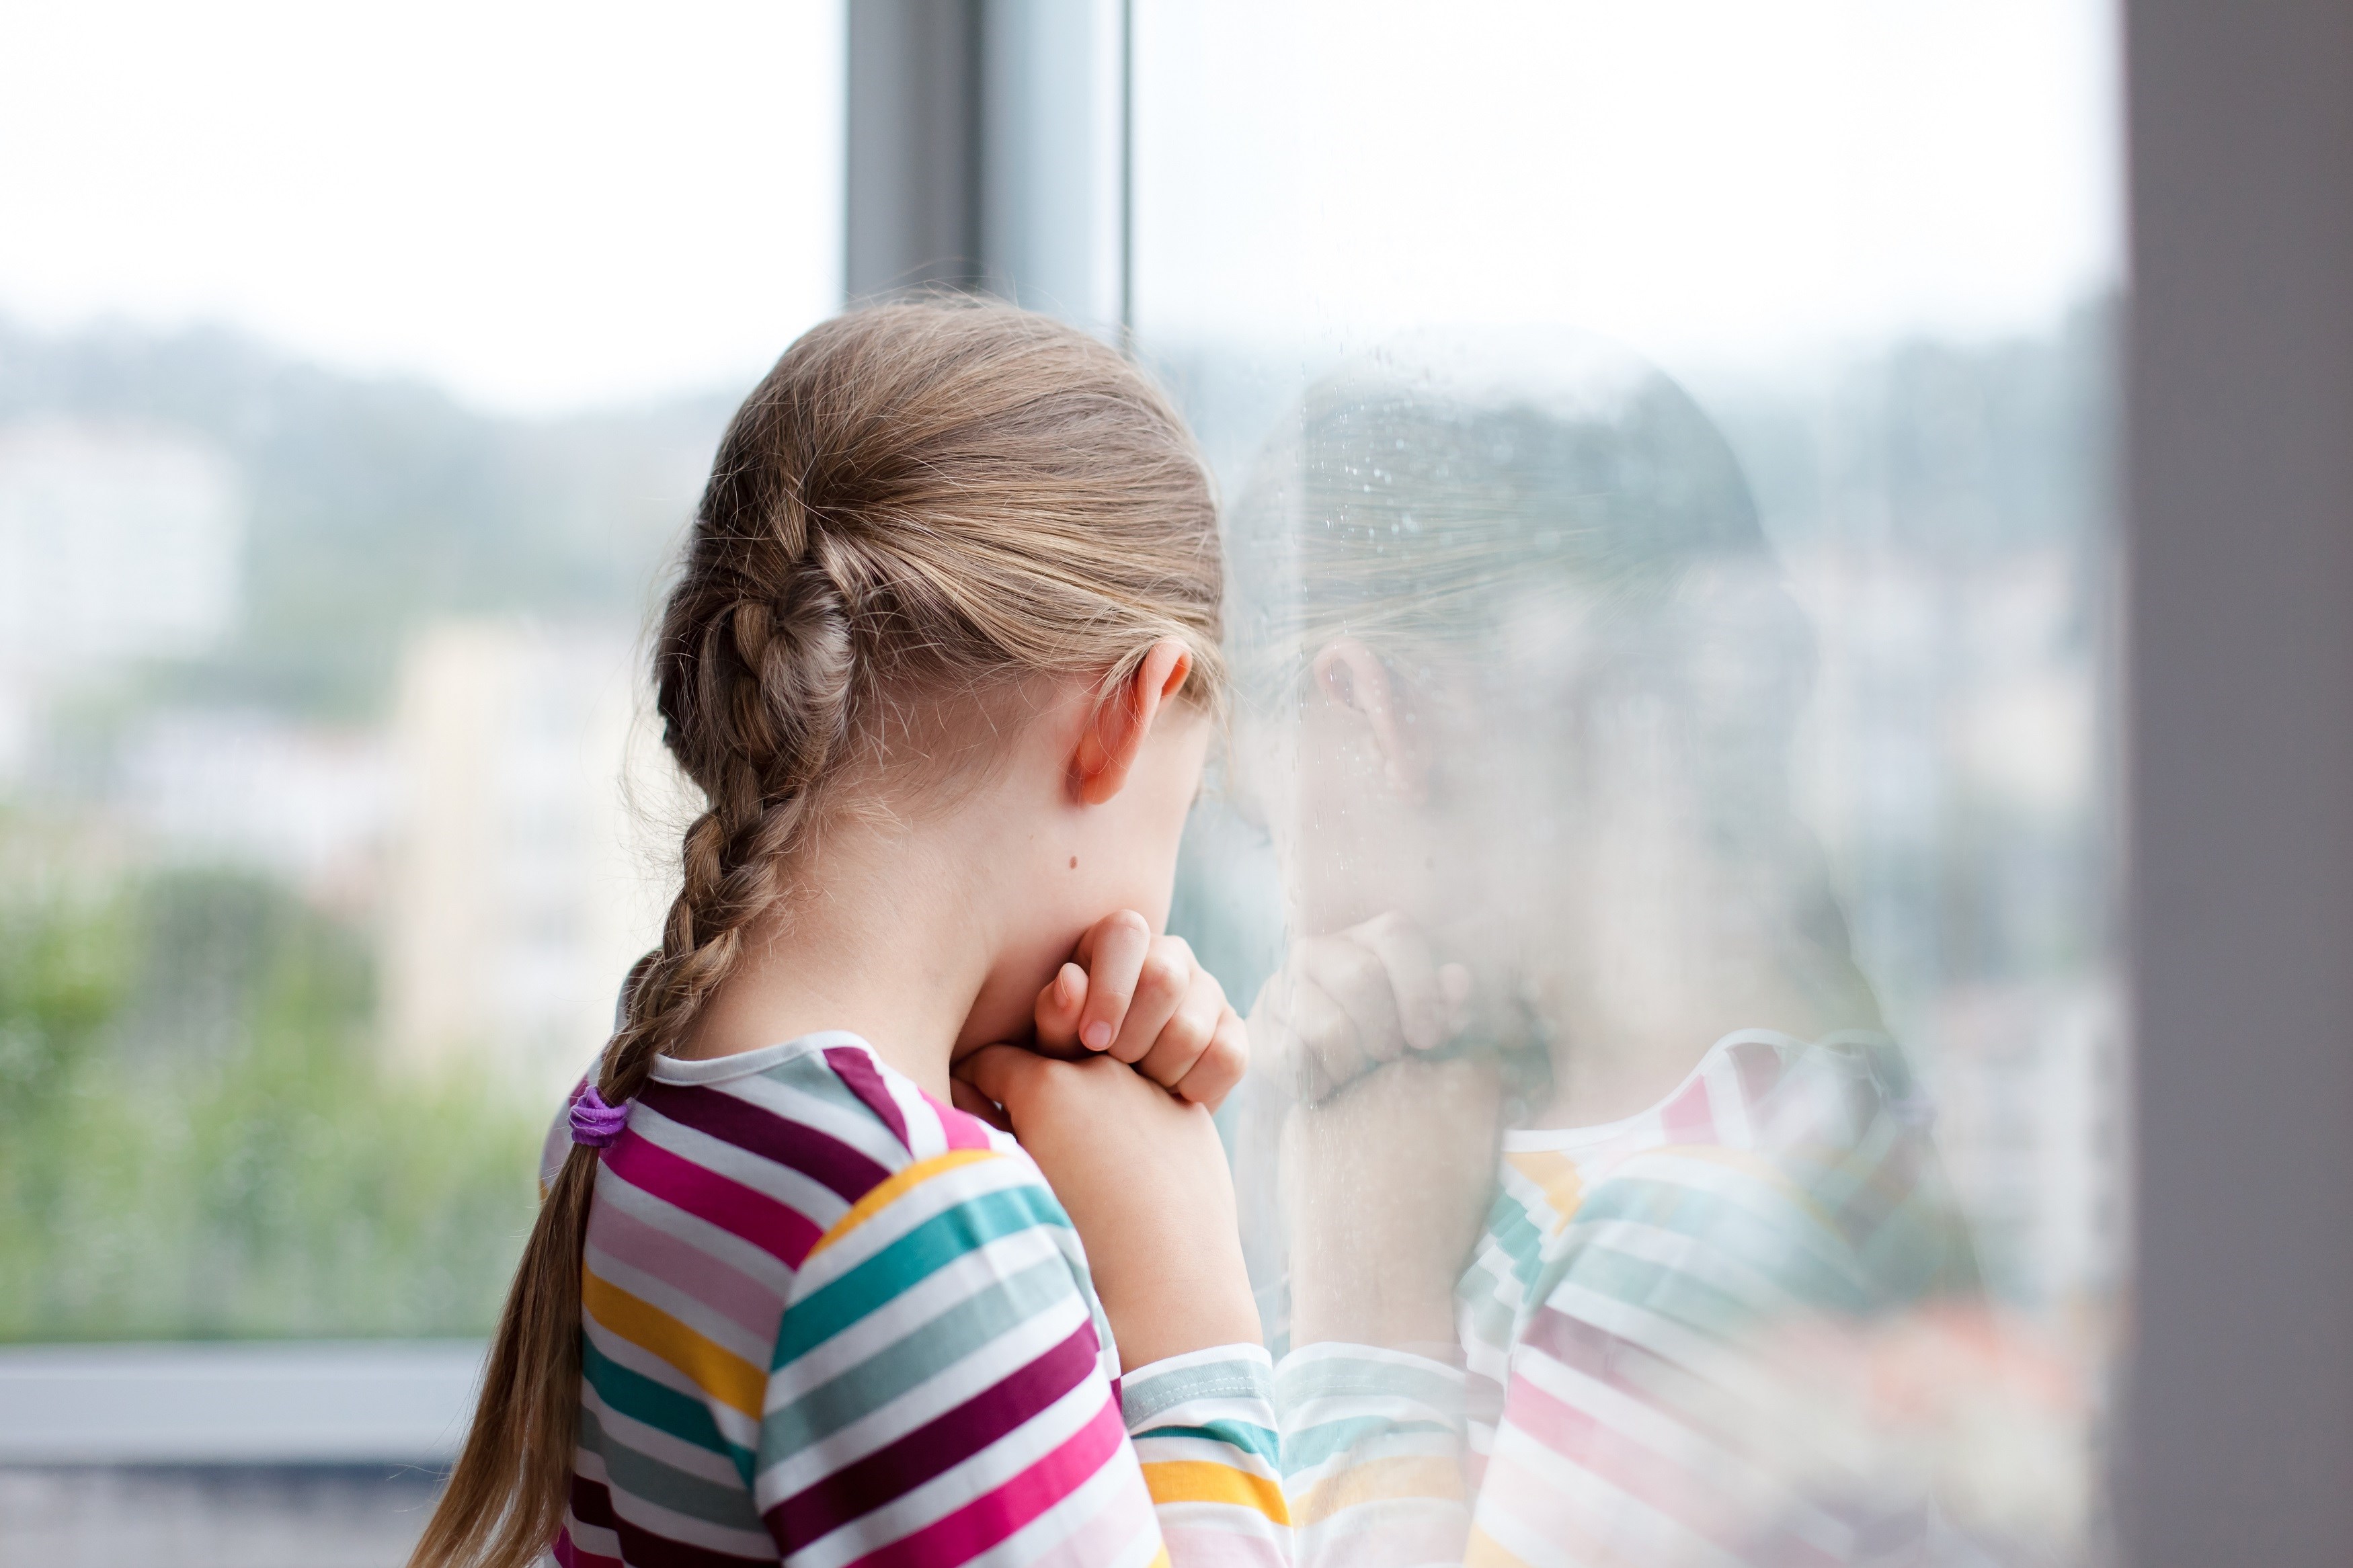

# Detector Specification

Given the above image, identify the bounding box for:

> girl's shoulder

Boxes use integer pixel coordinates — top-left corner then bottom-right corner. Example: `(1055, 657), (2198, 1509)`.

(545, 1032), (1026, 1221)
(643, 1030), (1022, 1190)
(1532, 1028), (1979, 1310)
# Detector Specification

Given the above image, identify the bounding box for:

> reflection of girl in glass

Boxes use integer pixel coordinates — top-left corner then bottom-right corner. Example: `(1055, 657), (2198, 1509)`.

(1227, 337), (1983, 1567)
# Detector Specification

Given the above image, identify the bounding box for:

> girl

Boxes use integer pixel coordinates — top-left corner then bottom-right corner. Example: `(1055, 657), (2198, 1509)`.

(413, 302), (1288, 1568)
(1224, 336), (1984, 1567)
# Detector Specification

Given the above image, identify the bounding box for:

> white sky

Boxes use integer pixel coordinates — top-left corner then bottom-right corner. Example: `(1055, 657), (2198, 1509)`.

(0, 1), (844, 415)
(1135, 0), (2124, 368)
(0, 1), (2121, 412)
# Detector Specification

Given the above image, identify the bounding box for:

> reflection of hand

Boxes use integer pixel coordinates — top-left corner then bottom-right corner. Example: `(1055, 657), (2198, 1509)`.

(1283, 1054), (1504, 1350)
(1246, 911), (1473, 1104)
(953, 1044), (1260, 1370)
(1023, 910), (1250, 1110)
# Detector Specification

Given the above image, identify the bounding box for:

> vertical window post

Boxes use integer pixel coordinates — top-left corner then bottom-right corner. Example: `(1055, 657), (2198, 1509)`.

(2122, 2), (2353, 1563)
(846, 0), (1129, 337)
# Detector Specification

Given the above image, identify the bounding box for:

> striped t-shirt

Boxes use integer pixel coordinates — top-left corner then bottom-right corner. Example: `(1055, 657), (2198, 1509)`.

(1275, 1029), (1980, 1568)
(539, 1030), (1291, 1568)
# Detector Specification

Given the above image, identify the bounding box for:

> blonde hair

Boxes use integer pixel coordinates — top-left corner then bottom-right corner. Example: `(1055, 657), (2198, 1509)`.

(412, 299), (1222, 1568)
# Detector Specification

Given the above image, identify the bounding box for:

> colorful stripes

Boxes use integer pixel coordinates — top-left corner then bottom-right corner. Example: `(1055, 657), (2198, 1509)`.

(1273, 1029), (1979, 1567)
(548, 1031), (1284, 1567)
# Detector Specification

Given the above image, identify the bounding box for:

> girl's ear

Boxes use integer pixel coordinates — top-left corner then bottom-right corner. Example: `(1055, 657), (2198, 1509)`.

(1311, 637), (1429, 804)
(1073, 638), (1194, 804)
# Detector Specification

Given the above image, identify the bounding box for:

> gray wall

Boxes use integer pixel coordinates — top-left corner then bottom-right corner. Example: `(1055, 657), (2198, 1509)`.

(2122, 1), (2353, 1562)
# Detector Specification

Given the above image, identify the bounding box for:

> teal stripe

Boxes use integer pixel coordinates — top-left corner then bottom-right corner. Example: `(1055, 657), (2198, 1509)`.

(1273, 1354), (1465, 1417)
(762, 1252), (1078, 1460)
(1119, 1355), (1275, 1427)
(1454, 1245), (1522, 1351)
(1281, 1415), (1457, 1476)
(1137, 1419), (1282, 1464)
(579, 1406), (764, 1529)
(1561, 1172), (1866, 1316)
(582, 1333), (753, 1478)
(1482, 1186), (1549, 1294)
(772, 1184), (1068, 1363)
(775, 1182), (1072, 1363)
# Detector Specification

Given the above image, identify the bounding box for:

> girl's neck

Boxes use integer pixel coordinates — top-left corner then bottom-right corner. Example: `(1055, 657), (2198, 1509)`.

(672, 821), (996, 1101)
(1524, 957), (1831, 1129)
(1515, 833), (1846, 1130)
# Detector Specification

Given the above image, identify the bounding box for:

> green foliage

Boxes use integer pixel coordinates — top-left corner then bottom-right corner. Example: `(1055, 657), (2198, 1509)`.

(0, 864), (544, 1341)
(0, 878), (132, 1127)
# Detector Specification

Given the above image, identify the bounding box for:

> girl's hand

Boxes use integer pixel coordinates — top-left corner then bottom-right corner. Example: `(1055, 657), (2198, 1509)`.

(1247, 911), (1474, 1104)
(953, 1044), (1261, 1370)
(1031, 911), (1249, 1111)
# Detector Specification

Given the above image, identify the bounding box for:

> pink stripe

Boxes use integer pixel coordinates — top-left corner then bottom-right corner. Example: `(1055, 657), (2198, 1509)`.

(826, 1045), (910, 1149)
(550, 1526), (624, 1568)
(600, 1131), (822, 1265)
(927, 1089), (994, 1151)
(843, 1395), (1129, 1568)
(585, 1198), (782, 1340)
(1495, 1370), (1837, 1567)
(1017, 1462), (1164, 1568)
(1661, 1073), (1716, 1145)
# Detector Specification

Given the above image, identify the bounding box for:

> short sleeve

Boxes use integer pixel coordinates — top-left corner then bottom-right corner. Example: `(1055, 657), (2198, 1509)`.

(1275, 1342), (1471, 1568)
(750, 1147), (1167, 1566)
(1122, 1344), (1292, 1565)
(1472, 1146), (1898, 1566)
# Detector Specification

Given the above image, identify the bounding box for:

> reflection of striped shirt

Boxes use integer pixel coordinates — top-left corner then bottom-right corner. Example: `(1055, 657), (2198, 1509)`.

(1277, 1030), (1978, 1568)
(539, 1031), (1289, 1568)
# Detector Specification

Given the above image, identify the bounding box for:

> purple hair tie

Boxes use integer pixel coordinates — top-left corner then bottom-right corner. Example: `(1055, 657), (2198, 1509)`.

(570, 1083), (631, 1149)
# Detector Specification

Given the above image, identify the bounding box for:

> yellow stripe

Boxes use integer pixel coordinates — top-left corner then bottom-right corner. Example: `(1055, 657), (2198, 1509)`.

(1141, 1460), (1292, 1524)
(1503, 1149), (1585, 1232)
(1291, 1454), (1464, 1527)
(1465, 1527), (1537, 1568)
(1145, 1549), (1172, 1568)
(581, 1268), (766, 1418)
(806, 1146), (1008, 1258)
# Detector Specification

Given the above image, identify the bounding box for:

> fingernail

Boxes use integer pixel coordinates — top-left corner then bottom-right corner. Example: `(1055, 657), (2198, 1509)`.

(1082, 1020), (1113, 1051)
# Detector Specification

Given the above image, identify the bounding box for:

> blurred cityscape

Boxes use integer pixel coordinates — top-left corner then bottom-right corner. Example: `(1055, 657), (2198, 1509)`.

(0, 319), (723, 1341)
(0, 304), (2120, 1362)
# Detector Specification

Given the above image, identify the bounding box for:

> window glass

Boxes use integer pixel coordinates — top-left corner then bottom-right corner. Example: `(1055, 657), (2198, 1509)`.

(1139, 3), (2122, 1559)
(0, 0), (843, 1340)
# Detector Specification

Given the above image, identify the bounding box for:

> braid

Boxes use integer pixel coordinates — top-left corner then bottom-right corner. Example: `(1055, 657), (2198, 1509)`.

(600, 526), (861, 1105)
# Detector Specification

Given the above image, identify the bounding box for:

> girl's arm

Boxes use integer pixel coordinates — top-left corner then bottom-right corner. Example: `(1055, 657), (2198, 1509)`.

(1273, 1055), (1501, 1568)
(955, 1045), (1291, 1565)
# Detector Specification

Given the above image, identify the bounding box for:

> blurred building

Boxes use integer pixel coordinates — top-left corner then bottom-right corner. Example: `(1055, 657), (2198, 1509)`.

(382, 620), (686, 1102)
(117, 710), (393, 912)
(1787, 540), (2122, 1315)
(0, 419), (243, 778)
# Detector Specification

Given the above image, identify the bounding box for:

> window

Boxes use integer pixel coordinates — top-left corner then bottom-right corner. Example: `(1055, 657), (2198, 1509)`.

(0, 0), (840, 1452)
(1136, 2), (2124, 1558)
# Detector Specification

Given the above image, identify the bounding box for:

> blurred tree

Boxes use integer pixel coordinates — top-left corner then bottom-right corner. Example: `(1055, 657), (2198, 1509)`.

(0, 862), (542, 1339)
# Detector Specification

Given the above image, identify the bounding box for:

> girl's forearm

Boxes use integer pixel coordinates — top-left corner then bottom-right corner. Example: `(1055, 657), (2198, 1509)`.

(1094, 1216), (1263, 1369)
